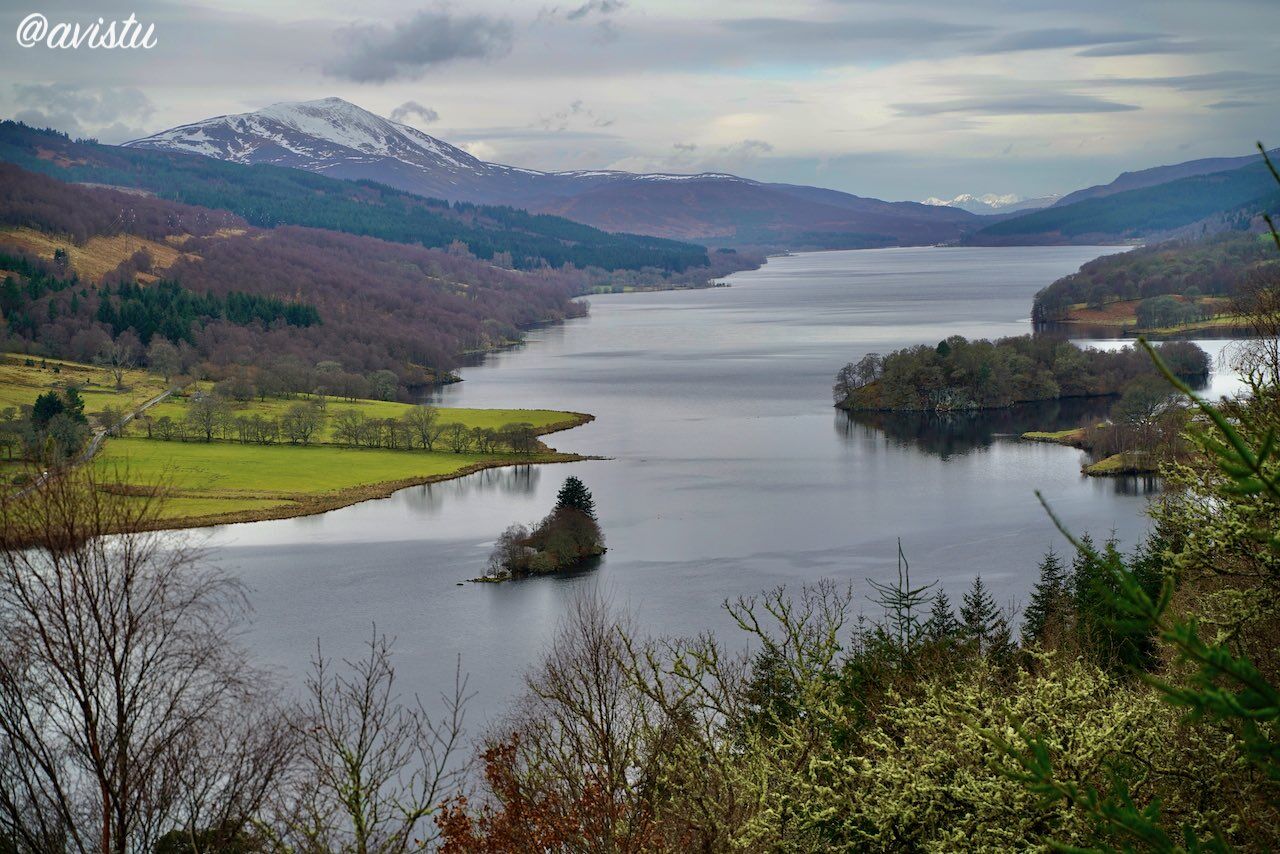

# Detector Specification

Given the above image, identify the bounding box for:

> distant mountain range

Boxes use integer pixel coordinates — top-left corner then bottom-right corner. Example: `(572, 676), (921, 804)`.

(1051, 150), (1274, 208)
(967, 153), (1280, 246)
(124, 98), (978, 250)
(0, 121), (716, 276)
(921, 193), (1061, 215)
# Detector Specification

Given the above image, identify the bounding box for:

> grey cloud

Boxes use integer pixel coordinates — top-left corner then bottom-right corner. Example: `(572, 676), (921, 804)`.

(725, 140), (773, 155)
(537, 100), (614, 132)
(390, 101), (441, 124)
(982, 28), (1163, 53)
(1205, 99), (1262, 110)
(1093, 71), (1279, 93)
(12, 83), (154, 124)
(10, 84), (155, 141)
(673, 142), (698, 152)
(894, 94), (1140, 116)
(1075, 38), (1211, 57)
(723, 17), (987, 44)
(566, 0), (627, 21)
(324, 11), (513, 83)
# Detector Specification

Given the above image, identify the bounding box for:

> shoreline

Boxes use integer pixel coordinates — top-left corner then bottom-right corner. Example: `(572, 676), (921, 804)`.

(112, 412), (603, 534)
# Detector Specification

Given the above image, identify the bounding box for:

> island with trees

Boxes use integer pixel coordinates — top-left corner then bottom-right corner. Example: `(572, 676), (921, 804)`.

(483, 476), (606, 581)
(1021, 373), (1196, 476)
(833, 335), (1209, 412)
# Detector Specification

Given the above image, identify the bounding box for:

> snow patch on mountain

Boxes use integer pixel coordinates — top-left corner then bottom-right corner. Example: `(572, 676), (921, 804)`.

(921, 192), (1061, 214)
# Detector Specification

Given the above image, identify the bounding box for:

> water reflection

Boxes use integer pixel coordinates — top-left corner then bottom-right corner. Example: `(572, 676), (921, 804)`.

(837, 397), (1115, 459)
(1108, 474), (1161, 497)
(397, 465), (542, 516)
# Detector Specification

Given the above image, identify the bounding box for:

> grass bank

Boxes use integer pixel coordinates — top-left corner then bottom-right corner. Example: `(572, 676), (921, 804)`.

(94, 408), (595, 530)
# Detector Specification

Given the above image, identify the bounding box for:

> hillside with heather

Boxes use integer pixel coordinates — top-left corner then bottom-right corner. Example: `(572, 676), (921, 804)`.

(0, 163), (593, 389)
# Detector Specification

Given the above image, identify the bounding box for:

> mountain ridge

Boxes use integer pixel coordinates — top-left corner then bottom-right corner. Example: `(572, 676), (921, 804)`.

(126, 98), (979, 249)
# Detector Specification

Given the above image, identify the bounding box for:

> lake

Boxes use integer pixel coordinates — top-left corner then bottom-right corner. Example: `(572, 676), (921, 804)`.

(197, 246), (1245, 724)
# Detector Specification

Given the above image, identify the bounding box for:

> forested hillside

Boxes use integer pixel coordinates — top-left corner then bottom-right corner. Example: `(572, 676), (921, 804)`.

(1032, 231), (1276, 322)
(970, 159), (1279, 244)
(0, 165), (589, 387)
(0, 122), (713, 274)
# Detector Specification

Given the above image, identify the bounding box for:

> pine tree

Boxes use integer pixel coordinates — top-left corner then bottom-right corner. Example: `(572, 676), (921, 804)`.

(867, 540), (935, 652)
(1021, 548), (1068, 647)
(923, 589), (960, 643)
(1069, 533), (1096, 607)
(960, 574), (1002, 656)
(555, 476), (597, 520)
(1071, 534), (1145, 669)
(62, 387), (86, 423)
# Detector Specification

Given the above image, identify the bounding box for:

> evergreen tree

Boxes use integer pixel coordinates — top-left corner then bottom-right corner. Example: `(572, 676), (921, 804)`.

(960, 574), (1002, 656)
(1069, 533), (1159, 670)
(1022, 548), (1068, 647)
(1069, 533), (1096, 605)
(867, 540), (935, 652)
(30, 391), (64, 430)
(62, 387), (86, 423)
(923, 589), (960, 643)
(555, 476), (597, 520)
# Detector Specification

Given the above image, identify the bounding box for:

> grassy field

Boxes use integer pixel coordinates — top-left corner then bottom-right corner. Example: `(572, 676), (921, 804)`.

(93, 400), (592, 528)
(94, 431), (590, 528)
(0, 353), (168, 416)
(0, 352), (594, 530)
(1020, 427), (1086, 444)
(1084, 451), (1155, 476)
(1061, 297), (1247, 333)
(135, 390), (577, 442)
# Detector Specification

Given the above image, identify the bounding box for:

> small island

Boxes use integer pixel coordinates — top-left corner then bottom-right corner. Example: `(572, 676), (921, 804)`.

(1021, 374), (1196, 476)
(833, 335), (1209, 412)
(480, 476), (606, 581)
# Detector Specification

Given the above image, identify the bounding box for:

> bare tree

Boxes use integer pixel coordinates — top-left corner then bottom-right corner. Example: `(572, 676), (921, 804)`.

(332, 409), (367, 448)
(402, 405), (444, 451)
(481, 593), (659, 850)
(443, 423), (470, 454)
(185, 395), (228, 443)
(283, 632), (471, 854)
(497, 423), (538, 456)
(0, 469), (294, 854)
(95, 334), (139, 390)
(281, 402), (324, 445)
(145, 337), (183, 385)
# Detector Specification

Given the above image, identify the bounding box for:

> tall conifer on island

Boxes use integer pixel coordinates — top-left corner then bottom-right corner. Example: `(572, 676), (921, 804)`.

(555, 476), (597, 521)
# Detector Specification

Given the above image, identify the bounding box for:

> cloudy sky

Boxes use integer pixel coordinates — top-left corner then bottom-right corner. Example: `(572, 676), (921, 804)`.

(2, 0), (1276, 201)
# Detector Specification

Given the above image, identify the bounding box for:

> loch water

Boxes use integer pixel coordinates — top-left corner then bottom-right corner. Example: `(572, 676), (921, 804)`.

(198, 246), (1246, 722)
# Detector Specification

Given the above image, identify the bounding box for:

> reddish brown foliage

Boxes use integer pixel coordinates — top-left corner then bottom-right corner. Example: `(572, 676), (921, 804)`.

(436, 735), (664, 853)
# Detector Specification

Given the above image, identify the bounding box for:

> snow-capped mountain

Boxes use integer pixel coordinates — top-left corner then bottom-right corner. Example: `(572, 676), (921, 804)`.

(126, 97), (752, 208)
(131, 97), (484, 172)
(921, 192), (1061, 215)
(127, 98), (979, 246)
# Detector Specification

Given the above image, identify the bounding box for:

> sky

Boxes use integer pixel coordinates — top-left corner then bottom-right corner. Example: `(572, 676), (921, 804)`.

(1, 0), (1277, 201)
